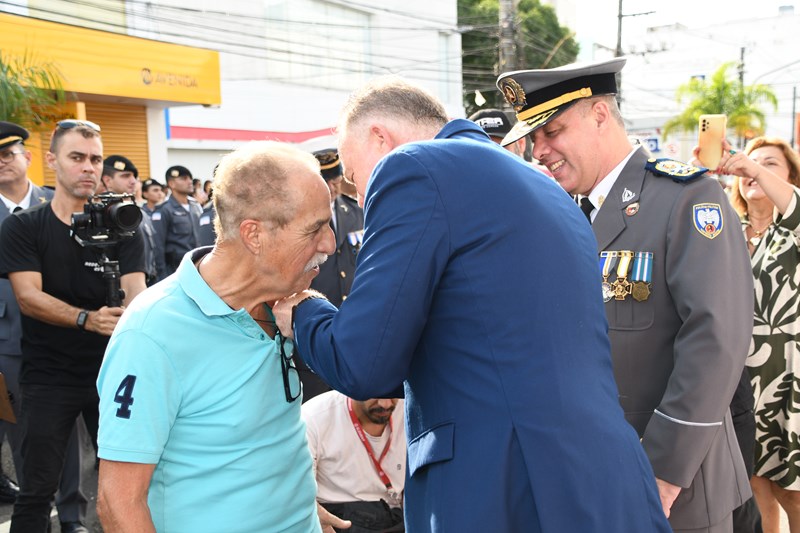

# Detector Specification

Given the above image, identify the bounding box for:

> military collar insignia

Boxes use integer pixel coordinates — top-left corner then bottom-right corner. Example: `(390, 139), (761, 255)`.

(622, 188), (635, 202)
(646, 158), (707, 183)
(693, 203), (723, 239)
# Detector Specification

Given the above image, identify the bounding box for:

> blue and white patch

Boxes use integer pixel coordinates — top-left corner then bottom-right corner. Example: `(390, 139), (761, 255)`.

(693, 203), (723, 239)
(646, 158), (707, 183)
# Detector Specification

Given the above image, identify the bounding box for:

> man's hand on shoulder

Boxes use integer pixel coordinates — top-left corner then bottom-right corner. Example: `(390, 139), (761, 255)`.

(272, 290), (327, 340)
(86, 306), (125, 336)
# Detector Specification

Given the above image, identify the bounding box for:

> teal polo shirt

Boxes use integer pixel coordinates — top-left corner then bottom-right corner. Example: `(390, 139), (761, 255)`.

(97, 248), (320, 533)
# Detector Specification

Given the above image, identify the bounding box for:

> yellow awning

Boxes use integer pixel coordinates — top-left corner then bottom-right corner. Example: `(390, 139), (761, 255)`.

(0, 12), (220, 106)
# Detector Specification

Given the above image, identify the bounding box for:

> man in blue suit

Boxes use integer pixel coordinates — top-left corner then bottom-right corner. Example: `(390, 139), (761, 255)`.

(274, 79), (670, 531)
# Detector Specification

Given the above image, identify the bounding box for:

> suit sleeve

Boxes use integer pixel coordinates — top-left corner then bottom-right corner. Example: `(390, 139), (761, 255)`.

(293, 152), (450, 400)
(642, 178), (754, 487)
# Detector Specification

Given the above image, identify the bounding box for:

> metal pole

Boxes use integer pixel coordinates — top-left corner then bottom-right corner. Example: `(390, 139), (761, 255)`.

(498, 0), (517, 111)
(792, 85), (797, 149)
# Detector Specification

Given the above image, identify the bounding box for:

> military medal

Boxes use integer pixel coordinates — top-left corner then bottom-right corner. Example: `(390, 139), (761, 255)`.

(612, 251), (634, 300)
(599, 251), (617, 303)
(630, 251), (653, 302)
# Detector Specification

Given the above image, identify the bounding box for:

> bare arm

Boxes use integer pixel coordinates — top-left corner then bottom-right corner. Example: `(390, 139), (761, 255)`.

(121, 272), (146, 306)
(8, 271), (123, 336)
(97, 460), (157, 533)
(719, 140), (795, 214)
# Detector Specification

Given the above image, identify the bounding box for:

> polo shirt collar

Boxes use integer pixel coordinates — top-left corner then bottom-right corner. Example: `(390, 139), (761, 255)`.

(177, 247), (240, 317)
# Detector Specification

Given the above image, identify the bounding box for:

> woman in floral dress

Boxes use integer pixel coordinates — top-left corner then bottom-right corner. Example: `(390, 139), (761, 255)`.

(722, 136), (800, 533)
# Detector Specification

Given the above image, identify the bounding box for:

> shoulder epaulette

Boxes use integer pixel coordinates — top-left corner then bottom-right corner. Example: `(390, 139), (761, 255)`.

(645, 158), (707, 183)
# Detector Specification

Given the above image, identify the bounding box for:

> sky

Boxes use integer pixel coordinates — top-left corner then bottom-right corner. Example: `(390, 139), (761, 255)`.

(572, 0), (794, 59)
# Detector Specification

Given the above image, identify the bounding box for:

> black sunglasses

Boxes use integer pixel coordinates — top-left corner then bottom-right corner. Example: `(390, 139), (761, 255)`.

(276, 331), (302, 403)
(56, 119), (101, 132)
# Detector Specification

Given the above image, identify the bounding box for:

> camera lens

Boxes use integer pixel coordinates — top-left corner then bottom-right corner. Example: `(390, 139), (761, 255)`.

(106, 202), (142, 232)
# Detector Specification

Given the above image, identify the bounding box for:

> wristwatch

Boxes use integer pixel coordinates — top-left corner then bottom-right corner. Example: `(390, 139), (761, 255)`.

(76, 310), (89, 330)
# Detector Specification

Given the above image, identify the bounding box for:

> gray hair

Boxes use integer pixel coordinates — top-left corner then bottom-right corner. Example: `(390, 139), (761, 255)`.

(339, 76), (448, 136)
(212, 141), (320, 241)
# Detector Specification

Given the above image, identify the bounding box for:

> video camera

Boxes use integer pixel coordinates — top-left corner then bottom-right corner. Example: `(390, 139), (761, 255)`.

(71, 193), (142, 307)
(71, 192), (142, 247)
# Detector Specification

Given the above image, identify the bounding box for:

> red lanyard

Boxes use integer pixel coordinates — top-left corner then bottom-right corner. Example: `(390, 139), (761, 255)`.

(347, 398), (394, 490)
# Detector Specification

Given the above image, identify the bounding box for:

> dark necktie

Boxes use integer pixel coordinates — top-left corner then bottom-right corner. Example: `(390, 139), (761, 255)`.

(12, 206), (22, 213)
(579, 197), (594, 223)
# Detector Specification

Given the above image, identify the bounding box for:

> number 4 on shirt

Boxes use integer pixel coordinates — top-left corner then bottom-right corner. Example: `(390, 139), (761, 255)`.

(114, 375), (137, 419)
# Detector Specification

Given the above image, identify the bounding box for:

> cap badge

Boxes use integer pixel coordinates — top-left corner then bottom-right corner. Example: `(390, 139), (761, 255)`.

(499, 78), (527, 112)
(113, 161), (126, 171)
(693, 203), (723, 239)
(170, 169), (179, 177)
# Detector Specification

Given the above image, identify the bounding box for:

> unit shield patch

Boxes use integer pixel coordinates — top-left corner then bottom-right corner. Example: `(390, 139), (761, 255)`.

(693, 203), (723, 239)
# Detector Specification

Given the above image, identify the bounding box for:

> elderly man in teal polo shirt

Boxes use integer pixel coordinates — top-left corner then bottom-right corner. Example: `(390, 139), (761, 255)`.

(95, 142), (350, 533)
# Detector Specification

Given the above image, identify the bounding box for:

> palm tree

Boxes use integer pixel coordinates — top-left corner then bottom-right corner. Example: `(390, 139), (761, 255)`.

(0, 51), (64, 129)
(661, 62), (777, 144)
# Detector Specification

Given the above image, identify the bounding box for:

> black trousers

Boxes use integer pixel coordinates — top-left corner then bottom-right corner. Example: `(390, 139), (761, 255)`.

(9, 383), (98, 533)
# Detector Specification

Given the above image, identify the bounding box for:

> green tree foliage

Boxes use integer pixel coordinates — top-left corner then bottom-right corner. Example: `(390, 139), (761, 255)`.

(662, 62), (777, 142)
(459, 0), (579, 115)
(0, 52), (64, 129)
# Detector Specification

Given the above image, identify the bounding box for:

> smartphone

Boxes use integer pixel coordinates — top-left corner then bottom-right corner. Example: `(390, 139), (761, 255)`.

(697, 114), (727, 169)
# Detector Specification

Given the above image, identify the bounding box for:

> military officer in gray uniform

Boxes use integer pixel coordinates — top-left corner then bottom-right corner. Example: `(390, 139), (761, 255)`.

(151, 165), (202, 280)
(296, 148), (364, 402)
(102, 155), (158, 285)
(0, 121), (89, 533)
(498, 59), (754, 532)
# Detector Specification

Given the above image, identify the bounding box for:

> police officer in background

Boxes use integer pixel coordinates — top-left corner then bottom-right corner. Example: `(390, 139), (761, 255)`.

(151, 165), (202, 280)
(140, 178), (165, 217)
(297, 148), (364, 402)
(101, 156), (158, 285)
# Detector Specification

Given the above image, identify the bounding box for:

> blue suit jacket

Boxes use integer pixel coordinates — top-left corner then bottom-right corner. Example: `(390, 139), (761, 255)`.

(294, 120), (671, 532)
(0, 184), (53, 356)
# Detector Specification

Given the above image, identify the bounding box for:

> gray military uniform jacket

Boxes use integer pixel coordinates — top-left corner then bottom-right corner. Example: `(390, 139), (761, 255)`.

(592, 148), (753, 529)
(0, 184), (52, 356)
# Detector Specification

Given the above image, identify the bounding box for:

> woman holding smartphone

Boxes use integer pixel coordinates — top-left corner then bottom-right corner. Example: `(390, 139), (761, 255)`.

(720, 136), (800, 533)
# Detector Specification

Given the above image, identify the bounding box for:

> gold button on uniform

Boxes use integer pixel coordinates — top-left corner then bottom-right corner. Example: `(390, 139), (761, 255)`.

(340, 271), (346, 278)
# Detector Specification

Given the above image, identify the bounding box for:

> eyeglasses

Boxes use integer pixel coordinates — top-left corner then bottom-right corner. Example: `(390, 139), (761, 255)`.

(0, 150), (25, 164)
(56, 119), (101, 132)
(276, 331), (302, 403)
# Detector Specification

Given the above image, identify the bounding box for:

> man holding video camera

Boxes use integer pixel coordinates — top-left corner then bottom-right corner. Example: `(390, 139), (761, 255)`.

(0, 120), (146, 533)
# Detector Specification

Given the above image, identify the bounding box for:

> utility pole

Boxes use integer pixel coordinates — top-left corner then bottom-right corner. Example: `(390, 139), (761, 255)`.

(499, 0), (517, 112)
(738, 47), (746, 85)
(792, 86), (797, 149)
(614, 0), (654, 110)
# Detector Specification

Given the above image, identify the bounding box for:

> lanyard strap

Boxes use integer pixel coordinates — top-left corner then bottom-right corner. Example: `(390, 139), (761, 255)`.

(347, 398), (393, 489)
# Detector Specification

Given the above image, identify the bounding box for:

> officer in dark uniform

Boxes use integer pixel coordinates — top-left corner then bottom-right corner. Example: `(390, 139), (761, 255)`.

(497, 58), (754, 533)
(102, 155), (158, 285)
(297, 148), (364, 402)
(151, 165), (202, 280)
(197, 202), (216, 247)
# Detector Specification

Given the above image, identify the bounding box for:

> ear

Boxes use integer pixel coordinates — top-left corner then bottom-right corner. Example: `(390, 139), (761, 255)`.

(591, 100), (611, 129)
(368, 123), (398, 154)
(239, 219), (263, 255)
(45, 151), (56, 171)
